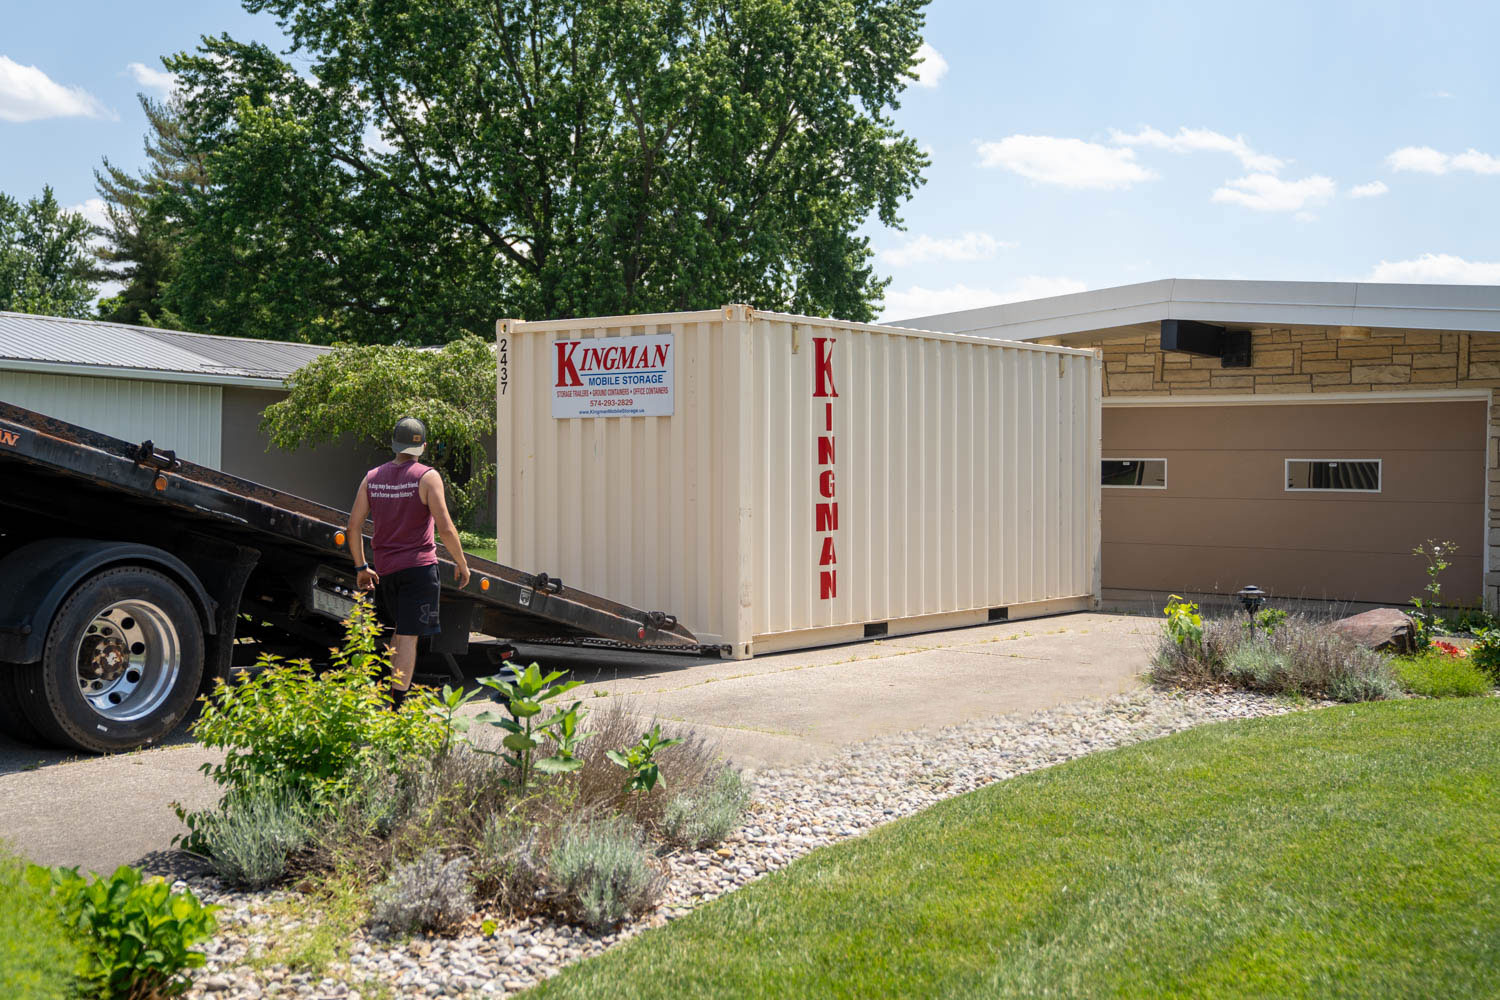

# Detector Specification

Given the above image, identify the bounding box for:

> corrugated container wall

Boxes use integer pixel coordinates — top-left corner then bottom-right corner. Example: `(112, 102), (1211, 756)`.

(498, 306), (1102, 658)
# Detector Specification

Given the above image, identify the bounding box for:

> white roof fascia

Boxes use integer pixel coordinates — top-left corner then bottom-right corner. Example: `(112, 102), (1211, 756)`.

(897, 278), (1500, 340)
(0, 358), (288, 390)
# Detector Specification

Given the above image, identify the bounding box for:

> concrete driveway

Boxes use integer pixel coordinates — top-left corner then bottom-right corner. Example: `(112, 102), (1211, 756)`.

(0, 611), (1155, 873)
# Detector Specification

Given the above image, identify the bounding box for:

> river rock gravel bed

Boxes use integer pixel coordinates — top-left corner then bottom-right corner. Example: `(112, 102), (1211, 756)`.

(180, 687), (1312, 1000)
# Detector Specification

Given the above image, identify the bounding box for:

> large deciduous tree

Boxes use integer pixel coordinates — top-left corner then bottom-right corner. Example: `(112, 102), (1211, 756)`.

(163, 0), (929, 344)
(0, 187), (102, 319)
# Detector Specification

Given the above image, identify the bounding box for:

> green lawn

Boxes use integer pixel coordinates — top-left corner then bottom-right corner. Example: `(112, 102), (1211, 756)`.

(458, 530), (497, 562)
(530, 699), (1500, 999)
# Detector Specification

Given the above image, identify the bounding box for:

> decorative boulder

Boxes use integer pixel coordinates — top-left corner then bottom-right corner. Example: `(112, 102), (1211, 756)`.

(1329, 608), (1418, 655)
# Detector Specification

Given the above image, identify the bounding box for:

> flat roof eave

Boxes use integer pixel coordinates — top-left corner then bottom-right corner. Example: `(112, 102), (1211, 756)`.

(896, 278), (1500, 341)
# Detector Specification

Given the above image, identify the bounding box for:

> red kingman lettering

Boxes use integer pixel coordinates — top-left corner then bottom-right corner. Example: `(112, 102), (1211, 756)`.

(816, 503), (839, 532)
(813, 338), (838, 398)
(820, 570), (837, 600)
(819, 536), (837, 566)
(555, 342), (583, 387)
(817, 436), (835, 465)
(819, 469), (835, 498)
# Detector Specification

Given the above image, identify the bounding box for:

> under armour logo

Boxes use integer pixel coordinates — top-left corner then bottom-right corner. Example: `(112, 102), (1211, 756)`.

(419, 603), (440, 625)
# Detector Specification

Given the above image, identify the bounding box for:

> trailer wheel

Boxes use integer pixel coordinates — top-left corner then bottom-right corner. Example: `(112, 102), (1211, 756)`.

(15, 566), (204, 753)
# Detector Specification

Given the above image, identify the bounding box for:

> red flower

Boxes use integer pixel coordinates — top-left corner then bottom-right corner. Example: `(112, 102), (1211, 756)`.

(1430, 640), (1466, 658)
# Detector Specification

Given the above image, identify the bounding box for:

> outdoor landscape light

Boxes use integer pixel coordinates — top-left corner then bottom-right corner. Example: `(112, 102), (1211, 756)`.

(1238, 585), (1267, 631)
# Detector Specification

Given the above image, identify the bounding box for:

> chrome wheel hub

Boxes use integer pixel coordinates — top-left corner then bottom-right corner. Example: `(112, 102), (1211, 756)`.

(74, 601), (180, 722)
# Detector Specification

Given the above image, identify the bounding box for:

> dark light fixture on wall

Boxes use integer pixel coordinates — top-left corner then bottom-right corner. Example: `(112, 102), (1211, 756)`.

(1160, 320), (1252, 368)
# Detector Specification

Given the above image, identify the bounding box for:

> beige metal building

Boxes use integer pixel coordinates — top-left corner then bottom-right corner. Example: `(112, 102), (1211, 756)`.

(903, 279), (1500, 608)
(497, 306), (1102, 657)
(0, 312), (378, 508)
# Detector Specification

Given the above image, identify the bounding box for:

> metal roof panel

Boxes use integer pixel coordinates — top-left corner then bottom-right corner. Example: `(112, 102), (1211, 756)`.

(0, 312), (329, 381)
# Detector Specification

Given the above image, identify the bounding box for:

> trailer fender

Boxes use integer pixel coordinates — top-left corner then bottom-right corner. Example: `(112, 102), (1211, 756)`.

(0, 538), (217, 664)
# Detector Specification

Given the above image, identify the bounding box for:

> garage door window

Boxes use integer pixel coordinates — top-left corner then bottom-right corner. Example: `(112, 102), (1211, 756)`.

(1285, 458), (1381, 492)
(1102, 458), (1167, 489)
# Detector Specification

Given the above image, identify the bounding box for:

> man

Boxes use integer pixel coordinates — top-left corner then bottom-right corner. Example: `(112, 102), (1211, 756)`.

(346, 417), (471, 702)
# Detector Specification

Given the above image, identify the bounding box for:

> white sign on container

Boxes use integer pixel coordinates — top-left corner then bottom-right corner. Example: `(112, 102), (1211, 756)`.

(551, 333), (675, 418)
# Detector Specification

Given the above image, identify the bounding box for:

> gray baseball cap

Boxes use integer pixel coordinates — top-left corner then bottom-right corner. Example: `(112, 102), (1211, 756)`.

(392, 417), (428, 457)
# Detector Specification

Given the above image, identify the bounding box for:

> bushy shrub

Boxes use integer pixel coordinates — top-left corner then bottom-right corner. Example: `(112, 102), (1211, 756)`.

(1395, 652), (1494, 698)
(1470, 628), (1500, 683)
(663, 767), (751, 848)
(184, 596), (446, 845)
(369, 852), (473, 935)
(45, 864), (217, 1000)
(0, 848), (78, 1000)
(195, 785), (316, 889)
(547, 818), (663, 930)
(1153, 612), (1400, 702)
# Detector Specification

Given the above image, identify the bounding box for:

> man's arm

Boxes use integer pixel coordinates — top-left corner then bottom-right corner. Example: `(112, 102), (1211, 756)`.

(347, 476), (379, 590)
(421, 470), (471, 587)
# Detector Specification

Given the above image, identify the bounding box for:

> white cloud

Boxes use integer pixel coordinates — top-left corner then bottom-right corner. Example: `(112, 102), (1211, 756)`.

(1386, 146), (1448, 173)
(1367, 253), (1500, 284)
(0, 55), (111, 122)
(976, 135), (1155, 190)
(911, 43), (947, 88)
(127, 62), (177, 98)
(1433, 90), (1455, 99)
(1387, 145), (1500, 175)
(878, 232), (1012, 268)
(881, 276), (1088, 321)
(1211, 173), (1335, 213)
(1452, 149), (1500, 174)
(66, 197), (109, 229)
(1109, 125), (1284, 172)
(1349, 180), (1389, 198)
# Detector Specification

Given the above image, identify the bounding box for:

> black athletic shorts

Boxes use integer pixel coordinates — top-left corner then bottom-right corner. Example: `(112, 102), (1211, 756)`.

(378, 563), (442, 637)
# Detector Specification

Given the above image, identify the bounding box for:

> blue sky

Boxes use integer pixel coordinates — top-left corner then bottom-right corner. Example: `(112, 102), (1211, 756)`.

(4, 0), (1497, 321)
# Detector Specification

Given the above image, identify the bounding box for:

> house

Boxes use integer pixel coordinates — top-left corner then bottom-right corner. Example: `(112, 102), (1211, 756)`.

(0, 311), (381, 509)
(900, 279), (1500, 608)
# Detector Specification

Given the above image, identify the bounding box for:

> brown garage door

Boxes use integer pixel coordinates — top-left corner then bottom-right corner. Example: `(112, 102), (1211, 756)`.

(1102, 400), (1485, 604)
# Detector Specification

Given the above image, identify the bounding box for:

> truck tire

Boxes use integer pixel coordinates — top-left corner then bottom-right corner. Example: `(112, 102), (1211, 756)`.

(14, 566), (205, 753)
(0, 670), (42, 743)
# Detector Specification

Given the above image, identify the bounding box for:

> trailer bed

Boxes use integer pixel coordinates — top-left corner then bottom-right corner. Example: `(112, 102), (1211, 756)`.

(0, 400), (698, 649)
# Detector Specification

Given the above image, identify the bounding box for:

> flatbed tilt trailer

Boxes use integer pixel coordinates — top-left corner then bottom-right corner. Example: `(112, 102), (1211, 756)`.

(0, 401), (698, 753)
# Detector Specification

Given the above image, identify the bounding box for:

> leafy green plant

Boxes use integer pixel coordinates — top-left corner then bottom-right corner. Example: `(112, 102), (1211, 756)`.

(662, 767), (752, 849)
(1, 846), (78, 1000)
(473, 663), (589, 791)
(40, 864), (217, 1000)
(422, 683), (484, 758)
(187, 595), (445, 823)
(607, 724), (685, 795)
(1163, 595), (1204, 648)
(547, 818), (663, 931)
(1248, 608), (1288, 635)
(1410, 539), (1459, 644)
(1469, 628), (1500, 683)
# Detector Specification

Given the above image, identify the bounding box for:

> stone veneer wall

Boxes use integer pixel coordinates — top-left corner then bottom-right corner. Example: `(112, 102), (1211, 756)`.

(1053, 326), (1500, 606)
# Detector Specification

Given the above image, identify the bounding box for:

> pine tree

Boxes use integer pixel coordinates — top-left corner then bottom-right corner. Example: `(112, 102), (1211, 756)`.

(93, 95), (207, 327)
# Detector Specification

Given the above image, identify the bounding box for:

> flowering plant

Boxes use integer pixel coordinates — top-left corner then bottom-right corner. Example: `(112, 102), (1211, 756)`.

(1430, 640), (1467, 658)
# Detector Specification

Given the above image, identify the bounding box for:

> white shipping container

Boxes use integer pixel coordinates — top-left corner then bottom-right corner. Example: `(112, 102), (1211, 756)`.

(497, 306), (1102, 658)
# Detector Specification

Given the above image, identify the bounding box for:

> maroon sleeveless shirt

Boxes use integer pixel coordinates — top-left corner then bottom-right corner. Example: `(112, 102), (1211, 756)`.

(366, 460), (438, 574)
